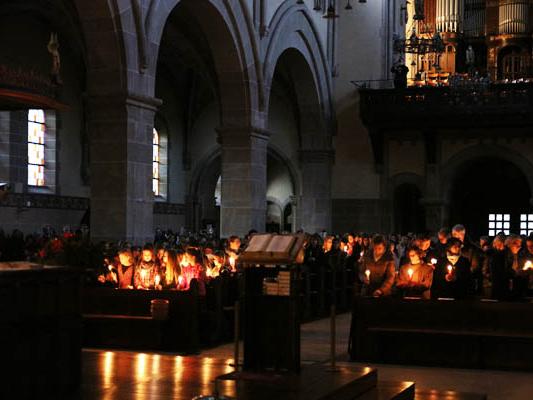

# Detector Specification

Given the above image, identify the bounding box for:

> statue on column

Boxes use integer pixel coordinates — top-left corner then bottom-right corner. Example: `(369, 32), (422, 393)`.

(466, 45), (475, 75)
(47, 32), (62, 85)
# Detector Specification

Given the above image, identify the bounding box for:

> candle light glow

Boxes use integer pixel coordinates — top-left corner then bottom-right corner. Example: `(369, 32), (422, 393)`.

(447, 265), (453, 274)
(365, 269), (371, 280)
(523, 261), (532, 271)
(407, 268), (414, 279)
(431, 258), (437, 265)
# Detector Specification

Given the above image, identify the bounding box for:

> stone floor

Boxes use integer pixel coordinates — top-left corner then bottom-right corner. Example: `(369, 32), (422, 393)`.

(199, 313), (533, 400)
(82, 313), (533, 400)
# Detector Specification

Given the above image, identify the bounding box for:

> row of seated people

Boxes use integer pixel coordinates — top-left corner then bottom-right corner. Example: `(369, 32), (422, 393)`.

(96, 241), (241, 296)
(359, 232), (532, 301)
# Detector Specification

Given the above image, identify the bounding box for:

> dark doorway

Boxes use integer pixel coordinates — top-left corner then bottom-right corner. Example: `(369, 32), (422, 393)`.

(449, 157), (531, 239)
(393, 184), (426, 234)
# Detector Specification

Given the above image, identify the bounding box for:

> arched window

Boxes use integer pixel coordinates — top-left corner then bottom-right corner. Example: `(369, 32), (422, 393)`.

(27, 109), (46, 186)
(153, 128), (160, 196)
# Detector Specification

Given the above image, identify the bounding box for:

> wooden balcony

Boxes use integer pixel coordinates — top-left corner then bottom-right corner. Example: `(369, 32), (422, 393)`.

(359, 83), (533, 130)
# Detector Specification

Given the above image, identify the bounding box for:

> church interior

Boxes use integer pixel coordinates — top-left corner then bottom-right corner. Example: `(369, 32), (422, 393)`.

(1, 0), (533, 399)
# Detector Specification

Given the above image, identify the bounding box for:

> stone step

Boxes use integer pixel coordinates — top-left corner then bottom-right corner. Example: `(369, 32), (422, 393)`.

(415, 389), (487, 400)
(357, 381), (415, 400)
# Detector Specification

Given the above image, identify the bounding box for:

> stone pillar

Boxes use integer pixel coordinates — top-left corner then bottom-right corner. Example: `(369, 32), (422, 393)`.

(218, 126), (268, 238)
(87, 93), (161, 244)
(298, 150), (333, 234)
(421, 198), (447, 232)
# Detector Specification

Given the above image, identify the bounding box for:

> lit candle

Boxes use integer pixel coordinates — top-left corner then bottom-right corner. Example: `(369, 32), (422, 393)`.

(229, 256), (236, 270)
(365, 269), (371, 280)
(154, 274), (160, 288)
(447, 265), (453, 274)
(344, 245), (349, 253)
(407, 268), (414, 280)
(523, 261), (532, 271)
(431, 258), (437, 265)
(360, 251), (364, 258)
(178, 275), (184, 288)
(140, 269), (147, 283)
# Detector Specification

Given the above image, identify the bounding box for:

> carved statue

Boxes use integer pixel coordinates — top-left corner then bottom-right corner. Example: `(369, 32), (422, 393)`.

(47, 32), (62, 85)
(466, 45), (475, 65)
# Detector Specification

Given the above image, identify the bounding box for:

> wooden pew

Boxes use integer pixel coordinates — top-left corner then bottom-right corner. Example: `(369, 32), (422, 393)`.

(349, 297), (533, 370)
(82, 286), (200, 353)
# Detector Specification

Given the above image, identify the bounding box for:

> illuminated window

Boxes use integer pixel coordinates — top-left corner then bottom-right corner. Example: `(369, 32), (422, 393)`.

(520, 214), (533, 236)
(152, 128), (160, 196)
(27, 109), (46, 186)
(488, 213), (510, 236)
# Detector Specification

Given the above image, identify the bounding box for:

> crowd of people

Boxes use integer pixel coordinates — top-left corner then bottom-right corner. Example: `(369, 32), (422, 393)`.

(308, 225), (533, 301)
(1, 224), (532, 302)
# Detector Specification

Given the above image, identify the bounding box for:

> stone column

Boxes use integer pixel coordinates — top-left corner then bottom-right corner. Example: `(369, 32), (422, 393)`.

(218, 126), (268, 238)
(298, 150), (333, 234)
(87, 93), (161, 244)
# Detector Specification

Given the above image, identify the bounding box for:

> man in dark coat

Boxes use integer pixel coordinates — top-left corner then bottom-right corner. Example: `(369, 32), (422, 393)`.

(432, 238), (473, 299)
(452, 224), (482, 294)
(487, 234), (511, 300)
(359, 235), (396, 297)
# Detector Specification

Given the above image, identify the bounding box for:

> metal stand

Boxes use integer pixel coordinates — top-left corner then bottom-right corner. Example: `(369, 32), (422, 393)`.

(229, 300), (241, 369)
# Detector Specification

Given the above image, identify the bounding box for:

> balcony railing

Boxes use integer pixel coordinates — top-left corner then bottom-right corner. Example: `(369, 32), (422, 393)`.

(357, 83), (533, 129)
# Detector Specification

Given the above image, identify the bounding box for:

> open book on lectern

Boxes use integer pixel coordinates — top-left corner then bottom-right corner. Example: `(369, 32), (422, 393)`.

(239, 233), (306, 265)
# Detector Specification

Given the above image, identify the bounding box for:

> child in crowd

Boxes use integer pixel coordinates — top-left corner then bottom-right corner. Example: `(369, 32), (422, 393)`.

(134, 244), (160, 290)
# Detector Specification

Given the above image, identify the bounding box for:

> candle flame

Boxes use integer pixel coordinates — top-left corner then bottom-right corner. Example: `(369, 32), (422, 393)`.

(365, 269), (371, 279)
(407, 268), (414, 278)
(524, 261), (532, 271)
(431, 258), (437, 265)
(155, 274), (160, 286)
(447, 265), (453, 274)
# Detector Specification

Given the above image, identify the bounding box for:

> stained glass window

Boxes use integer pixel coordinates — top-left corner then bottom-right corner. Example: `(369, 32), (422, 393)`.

(28, 109), (45, 186)
(488, 213), (510, 236)
(153, 128), (160, 196)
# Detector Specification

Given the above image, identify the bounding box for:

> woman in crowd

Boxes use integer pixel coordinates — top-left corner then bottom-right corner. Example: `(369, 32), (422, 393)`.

(179, 248), (207, 296)
(396, 246), (434, 299)
(134, 244), (159, 290)
(162, 249), (181, 289)
(359, 235), (396, 297)
(117, 248), (135, 289)
(432, 238), (472, 299)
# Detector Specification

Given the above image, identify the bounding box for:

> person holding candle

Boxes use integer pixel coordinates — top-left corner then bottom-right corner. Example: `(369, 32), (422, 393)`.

(431, 238), (473, 299)
(116, 248), (135, 289)
(178, 248), (206, 296)
(452, 224), (482, 294)
(505, 234), (529, 300)
(396, 246), (434, 299)
(134, 244), (159, 290)
(358, 235), (395, 297)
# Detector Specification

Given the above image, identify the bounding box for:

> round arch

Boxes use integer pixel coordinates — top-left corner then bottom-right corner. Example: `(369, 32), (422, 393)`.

(441, 144), (533, 203)
(389, 173), (427, 234)
(188, 145), (300, 233)
(146, 0), (263, 127)
(442, 145), (533, 237)
(263, 4), (334, 145)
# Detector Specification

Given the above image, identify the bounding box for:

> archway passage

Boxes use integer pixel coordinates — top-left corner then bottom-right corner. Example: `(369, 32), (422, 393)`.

(449, 157), (532, 239)
(393, 184), (426, 235)
(194, 151), (295, 235)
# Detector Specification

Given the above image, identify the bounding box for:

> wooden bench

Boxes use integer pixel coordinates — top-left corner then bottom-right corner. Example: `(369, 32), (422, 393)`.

(82, 286), (200, 353)
(349, 297), (533, 370)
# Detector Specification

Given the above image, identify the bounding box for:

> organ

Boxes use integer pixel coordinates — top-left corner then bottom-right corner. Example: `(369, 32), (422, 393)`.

(403, 0), (533, 82)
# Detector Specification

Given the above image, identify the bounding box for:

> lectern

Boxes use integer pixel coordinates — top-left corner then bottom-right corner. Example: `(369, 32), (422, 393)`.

(238, 233), (306, 372)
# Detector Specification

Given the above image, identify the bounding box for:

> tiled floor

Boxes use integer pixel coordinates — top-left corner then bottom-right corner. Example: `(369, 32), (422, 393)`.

(81, 313), (533, 400)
